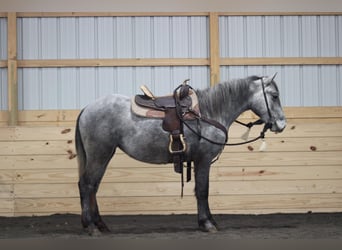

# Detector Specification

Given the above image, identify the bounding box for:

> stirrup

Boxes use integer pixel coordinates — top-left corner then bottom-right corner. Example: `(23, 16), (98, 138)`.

(168, 134), (187, 154)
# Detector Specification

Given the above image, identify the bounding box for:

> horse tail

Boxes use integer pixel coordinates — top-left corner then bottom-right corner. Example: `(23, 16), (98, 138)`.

(75, 109), (86, 178)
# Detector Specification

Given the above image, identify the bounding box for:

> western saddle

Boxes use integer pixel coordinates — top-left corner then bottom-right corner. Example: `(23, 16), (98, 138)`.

(133, 80), (200, 185)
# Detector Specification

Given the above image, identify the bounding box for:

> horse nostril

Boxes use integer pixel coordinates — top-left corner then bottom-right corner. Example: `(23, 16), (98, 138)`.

(276, 120), (287, 132)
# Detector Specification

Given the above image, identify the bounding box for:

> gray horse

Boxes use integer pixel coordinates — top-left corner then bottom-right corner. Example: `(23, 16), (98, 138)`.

(76, 74), (286, 235)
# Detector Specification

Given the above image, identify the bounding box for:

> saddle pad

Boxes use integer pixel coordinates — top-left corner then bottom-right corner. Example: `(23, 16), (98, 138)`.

(131, 91), (201, 119)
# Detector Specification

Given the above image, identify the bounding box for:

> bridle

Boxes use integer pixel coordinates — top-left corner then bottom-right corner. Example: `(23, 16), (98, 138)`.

(180, 77), (274, 147)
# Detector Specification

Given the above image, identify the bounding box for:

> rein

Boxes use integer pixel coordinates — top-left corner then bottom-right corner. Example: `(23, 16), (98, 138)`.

(182, 113), (271, 147)
(180, 77), (273, 147)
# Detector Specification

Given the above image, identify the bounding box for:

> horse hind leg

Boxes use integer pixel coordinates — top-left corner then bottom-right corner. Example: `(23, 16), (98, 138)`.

(76, 116), (116, 235)
(78, 170), (110, 235)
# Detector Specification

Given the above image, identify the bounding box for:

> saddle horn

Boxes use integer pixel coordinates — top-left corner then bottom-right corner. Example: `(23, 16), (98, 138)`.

(140, 85), (155, 100)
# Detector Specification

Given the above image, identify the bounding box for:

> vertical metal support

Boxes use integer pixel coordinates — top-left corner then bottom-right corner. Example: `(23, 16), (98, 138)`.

(7, 12), (18, 126)
(209, 12), (220, 86)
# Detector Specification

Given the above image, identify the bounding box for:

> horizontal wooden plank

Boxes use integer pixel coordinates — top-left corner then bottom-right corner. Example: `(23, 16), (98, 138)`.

(0, 199), (13, 214)
(14, 193), (342, 215)
(14, 12), (342, 18)
(216, 165), (342, 181)
(13, 179), (342, 199)
(18, 110), (79, 123)
(12, 207), (342, 216)
(4, 58), (342, 69)
(0, 127), (15, 140)
(229, 121), (342, 138)
(0, 141), (74, 155)
(9, 107), (342, 126)
(16, 12), (210, 17)
(0, 126), (75, 141)
(220, 57), (342, 66)
(0, 184), (14, 199)
(0, 170), (14, 182)
(211, 193), (342, 212)
(223, 137), (342, 152)
(5, 164), (341, 185)
(218, 12), (342, 16)
(1, 150), (341, 171)
(215, 151), (342, 167)
(282, 106), (342, 119)
(0, 136), (340, 156)
(0, 155), (77, 170)
(18, 58), (209, 68)
(12, 119), (342, 140)
(1, 119), (341, 143)
(13, 126), (75, 140)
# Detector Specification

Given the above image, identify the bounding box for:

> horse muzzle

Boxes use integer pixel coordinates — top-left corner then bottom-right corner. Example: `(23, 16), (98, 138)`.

(271, 119), (286, 133)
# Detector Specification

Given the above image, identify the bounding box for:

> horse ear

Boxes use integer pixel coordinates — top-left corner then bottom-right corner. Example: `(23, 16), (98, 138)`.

(263, 72), (277, 85)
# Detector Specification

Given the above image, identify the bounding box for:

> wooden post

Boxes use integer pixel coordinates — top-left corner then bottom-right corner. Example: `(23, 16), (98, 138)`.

(7, 12), (18, 126)
(209, 12), (220, 86)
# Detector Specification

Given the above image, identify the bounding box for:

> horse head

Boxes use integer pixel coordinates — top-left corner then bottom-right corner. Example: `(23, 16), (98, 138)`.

(249, 73), (287, 133)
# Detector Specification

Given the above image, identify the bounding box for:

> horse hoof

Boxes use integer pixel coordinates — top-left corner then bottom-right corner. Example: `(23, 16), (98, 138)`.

(96, 220), (111, 233)
(199, 221), (218, 233)
(84, 223), (110, 237)
(85, 224), (105, 236)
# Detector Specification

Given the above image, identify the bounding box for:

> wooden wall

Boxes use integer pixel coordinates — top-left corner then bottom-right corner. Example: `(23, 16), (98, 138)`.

(0, 107), (341, 216)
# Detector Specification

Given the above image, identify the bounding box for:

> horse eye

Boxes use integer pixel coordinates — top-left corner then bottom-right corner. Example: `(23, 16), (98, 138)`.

(271, 93), (279, 99)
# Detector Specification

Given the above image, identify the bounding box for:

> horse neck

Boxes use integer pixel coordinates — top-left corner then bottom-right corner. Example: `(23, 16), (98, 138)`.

(196, 79), (251, 127)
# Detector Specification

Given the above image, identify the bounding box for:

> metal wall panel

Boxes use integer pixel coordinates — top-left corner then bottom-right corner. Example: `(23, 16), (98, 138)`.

(18, 66), (209, 110)
(0, 69), (7, 110)
(264, 16), (282, 57)
(219, 15), (342, 107)
(16, 16), (209, 110)
(221, 65), (342, 107)
(219, 15), (342, 58)
(339, 16), (342, 57)
(219, 16), (244, 57)
(0, 18), (7, 110)
(17, 16), (208, 59)
(13, 15), (342, 109)
(0, 18), (7, 60)
(60, 18), (77, 58)
(283, 16), (300, 56)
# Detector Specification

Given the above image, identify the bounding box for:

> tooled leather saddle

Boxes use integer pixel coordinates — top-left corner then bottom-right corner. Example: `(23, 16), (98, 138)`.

(132, 80), (201, 184)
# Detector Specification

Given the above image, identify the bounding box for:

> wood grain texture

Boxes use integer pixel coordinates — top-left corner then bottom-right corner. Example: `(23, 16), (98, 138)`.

(0, 107), (341, 216)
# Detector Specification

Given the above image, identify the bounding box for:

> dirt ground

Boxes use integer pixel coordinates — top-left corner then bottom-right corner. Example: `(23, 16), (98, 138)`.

(0, 212), (342, 239)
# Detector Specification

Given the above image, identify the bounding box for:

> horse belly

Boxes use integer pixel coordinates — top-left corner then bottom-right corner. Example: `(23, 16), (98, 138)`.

(118, 119), (173, 164)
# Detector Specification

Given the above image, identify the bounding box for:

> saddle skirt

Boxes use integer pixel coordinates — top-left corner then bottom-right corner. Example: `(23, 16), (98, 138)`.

(131, 88), (201, 120)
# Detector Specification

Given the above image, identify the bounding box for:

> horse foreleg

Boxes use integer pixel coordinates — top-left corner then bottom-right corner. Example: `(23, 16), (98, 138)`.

(194, 160), (218, 232)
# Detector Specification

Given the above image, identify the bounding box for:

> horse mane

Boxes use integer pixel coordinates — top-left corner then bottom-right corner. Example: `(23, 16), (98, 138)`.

(196, 76), (256, 122)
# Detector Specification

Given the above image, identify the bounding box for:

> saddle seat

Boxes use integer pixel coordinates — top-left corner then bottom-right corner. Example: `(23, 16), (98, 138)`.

(132, 85), (200, 120)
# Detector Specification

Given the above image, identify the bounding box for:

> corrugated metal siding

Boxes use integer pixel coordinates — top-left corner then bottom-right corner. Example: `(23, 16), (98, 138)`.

(0, 69), (7, 110)
(221, 65), (342, 106)
(0, 18), (7, 110)
(12, 15), (342, 109)
(18, 66), (209, 110)
(16, 16), (209, 110)
(219, 15), (341, 58)
(0, 18), (7, 60)
(219, 15), (342, 106)
(17, 16), (208, 60)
